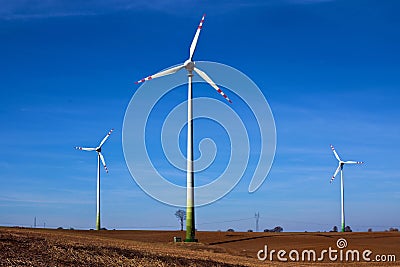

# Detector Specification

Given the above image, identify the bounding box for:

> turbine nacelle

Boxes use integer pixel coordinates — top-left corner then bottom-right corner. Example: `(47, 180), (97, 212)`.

(184, 60), (195, 72)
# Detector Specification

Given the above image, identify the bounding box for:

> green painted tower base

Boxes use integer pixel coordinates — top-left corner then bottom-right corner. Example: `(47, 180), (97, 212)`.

(96, 213), (100, 230)
(185, 206), (197, 242)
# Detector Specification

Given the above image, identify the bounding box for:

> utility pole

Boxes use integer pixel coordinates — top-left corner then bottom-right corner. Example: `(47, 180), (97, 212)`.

(34, 217), (36, 228)
(255, 212), (260, 232)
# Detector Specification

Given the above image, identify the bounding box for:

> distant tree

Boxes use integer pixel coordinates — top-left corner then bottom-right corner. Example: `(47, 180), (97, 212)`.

(175, 209), (186, 231)
(247, 229), (253, 232)
(368, 228), (373, 232)
(57, 227), (63, 230)
(264, 226), (283, 232)
(389, 227), (399, 232)
(330, 226), (338, 232)
(344, 226), (352, 232)
(227, 228), (235, 232)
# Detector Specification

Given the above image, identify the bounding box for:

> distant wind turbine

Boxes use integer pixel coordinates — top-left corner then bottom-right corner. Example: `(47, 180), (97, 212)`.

(330, 144), (363, 232)
(75, 129), (113, 230)
(135, 14), (232, 242)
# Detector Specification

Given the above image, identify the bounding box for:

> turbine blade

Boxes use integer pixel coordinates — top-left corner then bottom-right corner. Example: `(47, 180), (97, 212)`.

(330, 164), (341, 183)
(344, 161), (364, 164)
(75, 147), (96, 151)
(330, 144), (341, 161)
(98, 129), (114, 148)
(194, 67), (232, 103)
(189, 14), (206, 61)
(99, 152), (108, 173)
(135, 65), (184, 84)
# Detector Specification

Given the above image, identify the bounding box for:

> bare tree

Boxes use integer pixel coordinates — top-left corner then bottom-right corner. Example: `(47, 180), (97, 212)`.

(264, 226), (283, 232)
(175, 209), (186, 231)
(344, 226), (352, 232)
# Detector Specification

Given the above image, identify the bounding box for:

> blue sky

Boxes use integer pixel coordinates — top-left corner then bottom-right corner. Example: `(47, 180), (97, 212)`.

(0, 0), (399, 232)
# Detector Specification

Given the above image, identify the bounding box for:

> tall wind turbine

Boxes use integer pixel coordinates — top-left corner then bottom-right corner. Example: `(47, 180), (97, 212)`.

(75, 129), (113, 230)
(330, 144), (363, 232)
(135, 14), (232, 242)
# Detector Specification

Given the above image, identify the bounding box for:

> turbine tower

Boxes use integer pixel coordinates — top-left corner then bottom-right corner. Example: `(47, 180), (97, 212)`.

(75, 129), (113, 230)
(330, 144), (363, 232)
(135, 14), (232, 242)
(255, 212), (260, 232)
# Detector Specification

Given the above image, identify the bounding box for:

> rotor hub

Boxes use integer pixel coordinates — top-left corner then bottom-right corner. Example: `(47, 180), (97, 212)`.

(184, 60), (195, 71)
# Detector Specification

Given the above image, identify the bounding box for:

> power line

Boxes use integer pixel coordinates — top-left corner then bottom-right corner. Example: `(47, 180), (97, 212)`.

(197, 217), (254, 226)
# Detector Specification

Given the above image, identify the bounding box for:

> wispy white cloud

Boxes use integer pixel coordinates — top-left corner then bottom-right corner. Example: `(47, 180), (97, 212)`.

(0, 0), (127, 20)
(0, 0), (336, 20)
(0, 194), (92, 206)
(0, 0), (195, 19)
(286, 0), (334, 4)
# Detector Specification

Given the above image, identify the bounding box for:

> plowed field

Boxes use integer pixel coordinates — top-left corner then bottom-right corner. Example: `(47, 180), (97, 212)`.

(1, 227), (399, 266)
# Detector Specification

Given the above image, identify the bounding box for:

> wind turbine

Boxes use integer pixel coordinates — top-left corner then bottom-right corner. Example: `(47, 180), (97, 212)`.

(330, 144), (363, 232)
(135, 14), (232, 242)
(75, 129), (113, 230)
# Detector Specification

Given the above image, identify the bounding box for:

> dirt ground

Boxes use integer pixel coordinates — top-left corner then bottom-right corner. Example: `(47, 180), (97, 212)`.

(0, 227), (399, 266)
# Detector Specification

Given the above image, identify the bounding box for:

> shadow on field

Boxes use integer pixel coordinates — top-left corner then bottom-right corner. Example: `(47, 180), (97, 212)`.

(209, 235), (266, 245)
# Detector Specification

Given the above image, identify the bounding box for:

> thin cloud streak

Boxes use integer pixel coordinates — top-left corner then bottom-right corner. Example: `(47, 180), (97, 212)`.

(0, 0), (336, 20)
(0, 195), (92, 205)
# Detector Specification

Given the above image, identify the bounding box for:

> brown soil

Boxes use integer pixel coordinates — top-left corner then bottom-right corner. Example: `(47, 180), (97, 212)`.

(0, 227), (399, 266)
